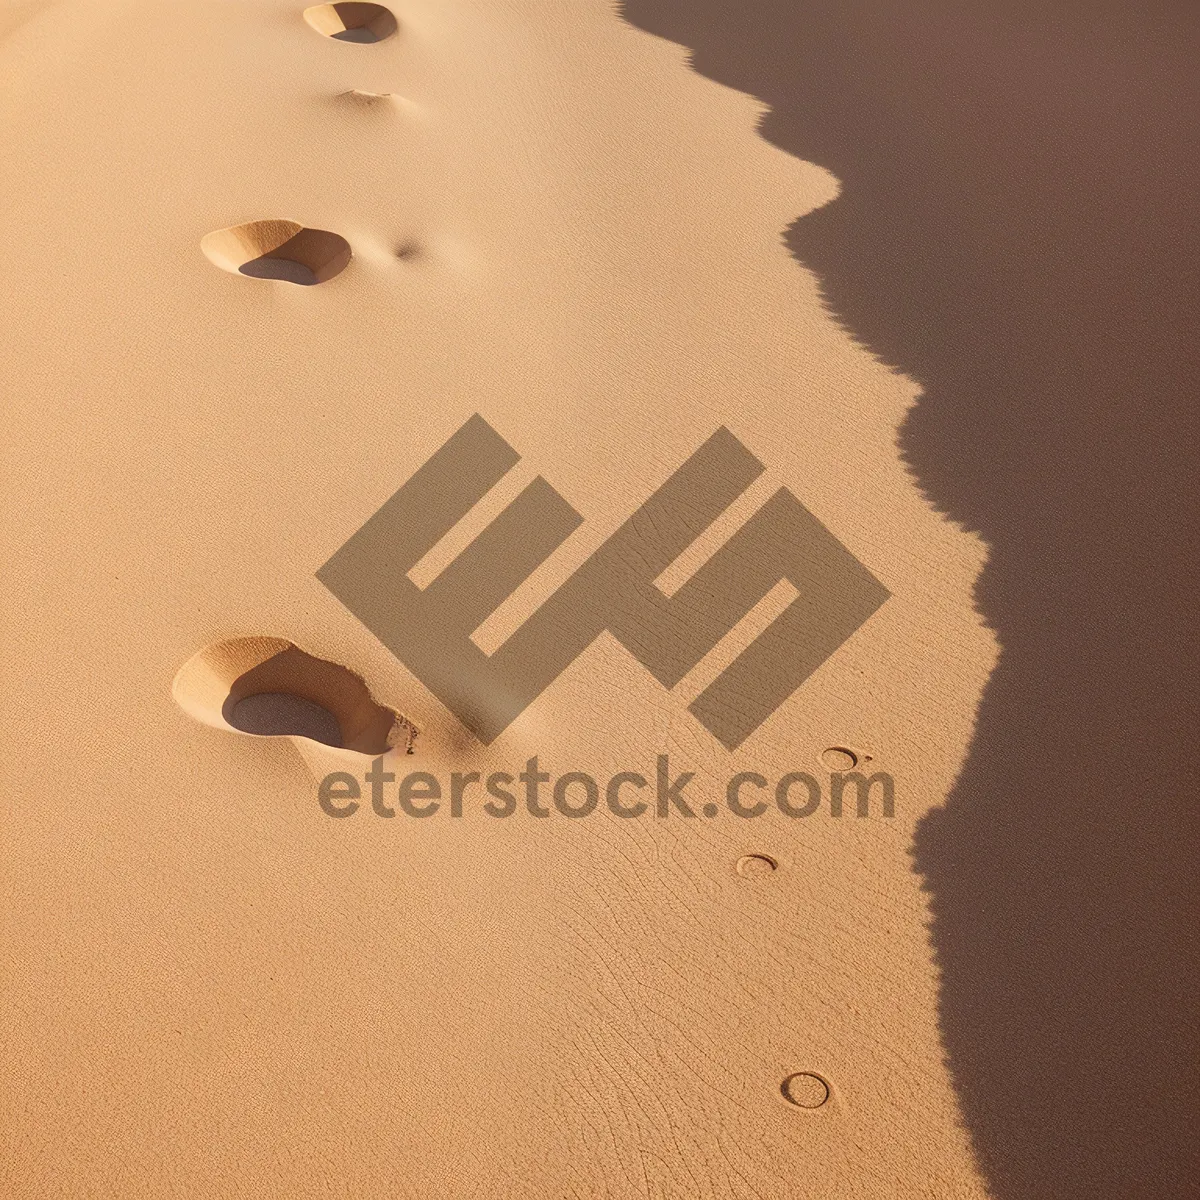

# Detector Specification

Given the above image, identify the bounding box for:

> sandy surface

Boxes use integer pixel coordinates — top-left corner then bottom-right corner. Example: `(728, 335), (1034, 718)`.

(3, 0), (1147, 1195)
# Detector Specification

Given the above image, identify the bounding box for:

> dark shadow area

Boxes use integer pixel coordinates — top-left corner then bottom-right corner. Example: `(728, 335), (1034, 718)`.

(227, 692), (344, 747)
(239, 257), (318, 286)
(303, 2), (397, 43)
(213, 645), (399, 755)
(331, 27), (383, 44)
(619, 0), (1199, 1195)
(251, 228), (351, 286)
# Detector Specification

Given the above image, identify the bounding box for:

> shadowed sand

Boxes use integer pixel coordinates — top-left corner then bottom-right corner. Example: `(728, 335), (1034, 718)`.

(619, 0), (1200, 1195)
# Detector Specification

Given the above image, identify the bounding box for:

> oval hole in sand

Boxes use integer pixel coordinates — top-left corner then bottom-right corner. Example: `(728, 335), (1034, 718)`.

(173, 637), (406, 755)
(304, 3), (397, 42)
(201, 220), (351, 285)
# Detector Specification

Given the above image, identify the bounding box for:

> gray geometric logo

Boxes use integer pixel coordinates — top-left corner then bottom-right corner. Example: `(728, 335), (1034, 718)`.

(317, 415), (888, 750)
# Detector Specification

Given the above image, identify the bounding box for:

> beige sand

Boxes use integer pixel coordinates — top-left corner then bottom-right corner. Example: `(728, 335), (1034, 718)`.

(1, 0), (999, 1195)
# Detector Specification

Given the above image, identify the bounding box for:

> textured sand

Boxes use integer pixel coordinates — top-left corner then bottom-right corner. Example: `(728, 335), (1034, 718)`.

(1, 1), (1004, 1195)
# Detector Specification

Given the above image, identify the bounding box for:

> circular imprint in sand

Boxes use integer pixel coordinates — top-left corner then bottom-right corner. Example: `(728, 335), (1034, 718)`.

(201, 220), (351, 285)
(781, 1073), (830, 1109)
(820, 746), (859, 771)
(735, 853), (778, 878)
(304, 3), (397, 42)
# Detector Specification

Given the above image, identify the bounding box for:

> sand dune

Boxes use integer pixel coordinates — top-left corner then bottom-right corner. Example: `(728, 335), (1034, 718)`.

(7, 0), (1184, 1196)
